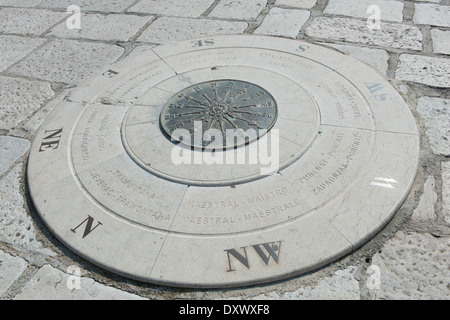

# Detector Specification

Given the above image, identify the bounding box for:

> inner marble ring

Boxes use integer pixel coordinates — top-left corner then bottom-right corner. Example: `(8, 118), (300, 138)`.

(160, 80), (278, 149)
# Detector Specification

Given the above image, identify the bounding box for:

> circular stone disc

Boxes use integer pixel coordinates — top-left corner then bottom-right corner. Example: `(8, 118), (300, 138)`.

(160, 79), (278, 150)
(28, 35), (420, 288)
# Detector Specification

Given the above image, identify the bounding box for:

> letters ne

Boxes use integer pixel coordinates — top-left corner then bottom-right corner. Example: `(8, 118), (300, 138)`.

(39, 128), (63, 152)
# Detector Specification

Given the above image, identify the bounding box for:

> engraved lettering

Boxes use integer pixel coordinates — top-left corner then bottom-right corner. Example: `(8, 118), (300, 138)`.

(102, 69), (119, 78)
(39, 128), (63, 152)
(88, 169), (168, 222)
(365, 82), (391, 101)
(313, 132), (361, 194)
(225, 241), (283, 272)
(192, 39), (214, 47)
(252, 241), (282, 266)
(225, 247), (249, 272)
(71, 216), (103, 239)
(296, 45), (310, 52)
(365, 82), (384, 94)
(297, 159), (329, 184)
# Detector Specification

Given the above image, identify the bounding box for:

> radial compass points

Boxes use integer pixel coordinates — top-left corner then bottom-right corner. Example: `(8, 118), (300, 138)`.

(160, 80), (278, 149)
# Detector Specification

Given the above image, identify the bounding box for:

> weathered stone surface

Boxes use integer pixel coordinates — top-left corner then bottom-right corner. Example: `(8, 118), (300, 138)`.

(251, 267), (360, 300)
(209, 0), (266, 20)
(39, 0), (137, 12)
(411, 176), (437, 222)
(305, 17), (422, 51)
(137, 17), (247, 44)
(442, 162), (450, 227)
(128, 0), (215, 17)
(416, 97), (450, 156)
(414, 3), (450, 27)
(254, 8), (310, 38)
(0, 136), (30, 176)
(0, 0), (44, 6)
(324, 43), (389, 74)
(9, 39), (123, 84)
(370, 232), (450, 300)
(0, 250), (27, 297)
(14, 265), (146, 300)
(396, 54), (450, 88)
(0, 36), (45, 72)
(414, 0), (441, 3)
(431, 29), (450, 55)
(0, 164), (55, 256)
(48, 13), (152, 42)
(0, 8), (65, 35)
(324, 0), (404, 22)
(21, 89), (68, 135)
(0, 76), (54, 131)
(276, 0), (317, 9)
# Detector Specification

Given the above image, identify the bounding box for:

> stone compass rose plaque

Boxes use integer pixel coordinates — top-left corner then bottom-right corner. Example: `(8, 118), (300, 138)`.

(28, 36), (419, 288)
(160, 79), (278, 149)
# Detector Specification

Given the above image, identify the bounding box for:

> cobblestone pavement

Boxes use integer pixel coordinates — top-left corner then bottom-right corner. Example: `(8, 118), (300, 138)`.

(0, 0), (449, 300)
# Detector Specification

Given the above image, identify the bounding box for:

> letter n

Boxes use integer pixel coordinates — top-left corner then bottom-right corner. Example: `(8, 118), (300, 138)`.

(71, 216), (103, 239)
(225, 247), (249, 272)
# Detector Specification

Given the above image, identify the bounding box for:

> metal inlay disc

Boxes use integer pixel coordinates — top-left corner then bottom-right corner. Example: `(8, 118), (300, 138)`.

(27, 35), (420, 289)
(160, 80), (278, 149)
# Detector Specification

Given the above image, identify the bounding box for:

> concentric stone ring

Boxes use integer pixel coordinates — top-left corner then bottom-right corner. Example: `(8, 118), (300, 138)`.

(27, 36), (419, 288)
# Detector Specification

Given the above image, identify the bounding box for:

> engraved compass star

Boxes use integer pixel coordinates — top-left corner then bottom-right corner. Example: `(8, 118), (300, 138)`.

(183, 83), (265, 134)
(161, 80), (278, 149)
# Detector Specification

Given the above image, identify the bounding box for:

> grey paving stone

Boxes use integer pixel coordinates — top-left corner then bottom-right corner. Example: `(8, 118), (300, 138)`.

(417, 97), (450, 154)
(128, 0), (215, 17)
(0, 250), (27, 297)
(411, 176), (437, 222)
(9, 39), (123, 84)
(275, 0), (317, 9)
(442, 162), (450, 227)
(39, 0), (136, 13)
(14, 265), (146, 300)
(414, 0), (441, 3)
(0, 136), (30, 176)
(414, 3), (450, 27)
(137, 17), (247, 44)
(0, 8), (66, 35)
(324, 0), (404, 22)
(254, 7), (310, 38)
(251, 267), (360, 300)
(369, 231), (450, 300)
(21, 89), (68, 135)
(209, 0), (266, 20)
(324, 43), (389, 74)
(0, 35), (46, 72)
(48, 13), (152, 42)
(0, 76), (54, 131)
(0, 164), (55, 256)
(416, 97), (450, 157)
(431, 29), (450, 55)
(396, 54), (450, 88)
(0, 0), (44, 7)
(305, 17), (422, 51)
